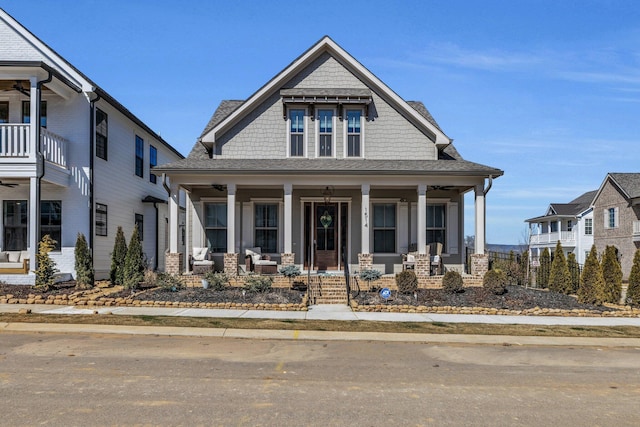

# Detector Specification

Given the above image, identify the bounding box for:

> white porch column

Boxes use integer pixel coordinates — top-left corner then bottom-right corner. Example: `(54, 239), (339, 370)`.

(417, 184), (427, 254)
(168, 182), (180, 253)
(227, 184), (236, 253)
(29, 77), (39, 161)
(361, 184), (370, 254)
(474, 184), (485, 254)
(283, 183), (293, 253)
(29, 176), (40, 270)
(184, 190), (192, 274)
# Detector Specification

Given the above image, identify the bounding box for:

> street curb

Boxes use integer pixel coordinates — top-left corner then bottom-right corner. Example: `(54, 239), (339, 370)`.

(3, 322), (640, 347)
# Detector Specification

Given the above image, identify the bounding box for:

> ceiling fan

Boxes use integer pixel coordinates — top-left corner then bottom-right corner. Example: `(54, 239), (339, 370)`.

(0, 181), (18, 188)
(428, 185), (454, 191)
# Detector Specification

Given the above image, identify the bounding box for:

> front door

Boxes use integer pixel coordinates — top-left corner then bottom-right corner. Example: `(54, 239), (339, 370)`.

(315, 203), (338, 270)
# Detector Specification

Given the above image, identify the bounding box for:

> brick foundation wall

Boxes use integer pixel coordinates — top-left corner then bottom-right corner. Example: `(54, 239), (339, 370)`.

(224, 253), (239, 277)
(280, 253), (295, 267)
(165, 252), (183, 275)
(358, 253), (373, 271)
(470, 254), (489, 276)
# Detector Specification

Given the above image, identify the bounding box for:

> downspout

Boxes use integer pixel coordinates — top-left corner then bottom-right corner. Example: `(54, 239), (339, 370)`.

(152, 201), (159, 270)
(34, 71), (53, 267)
(482, 175), (493, 254)
(89, 92), (101, 258)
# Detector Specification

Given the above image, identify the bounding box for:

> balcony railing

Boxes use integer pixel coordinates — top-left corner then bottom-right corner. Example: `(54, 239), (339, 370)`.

(529, 230), (577, 245)
(0, 124), (68, 168)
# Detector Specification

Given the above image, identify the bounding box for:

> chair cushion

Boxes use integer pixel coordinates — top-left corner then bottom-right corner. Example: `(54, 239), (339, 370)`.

(254, 259), (277, 266)
(0, 252), (8, 262)
(431, 255), (440, 263)
(192, 259), (214, 266)
(192, 247), (208, 261)
(245, 248), (262, 264)
(8, 251), (21, 263)
(406, 254), (415, 263)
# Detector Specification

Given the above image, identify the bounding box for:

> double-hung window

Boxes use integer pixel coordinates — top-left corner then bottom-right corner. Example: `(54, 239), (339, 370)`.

(95, 109), (108, 160)
(255, 204), (278, 253)
(346, 110), (361, 157)
(22, 101), (47, 128)
(205, 203), (227, 252)
(289, 109), (304, 157)
(427, 204), (446, 247)
(149, 145), (157, 183)
(0, 101), (8, 123)
(96, 203), (108, 236)
(41, 201), (61, 250)
(373, 203), (396, 253)
(318, 109), (333, 157)
(3, 200), (27, 251)
(584, 218), (593, 235)
(135, 214), (144, 241)
(605, 207), (618, 229)
(135, 135), (144, 177)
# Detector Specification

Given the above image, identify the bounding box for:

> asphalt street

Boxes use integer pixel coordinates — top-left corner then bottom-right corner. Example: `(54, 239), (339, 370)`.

(1, 331), (639, 426)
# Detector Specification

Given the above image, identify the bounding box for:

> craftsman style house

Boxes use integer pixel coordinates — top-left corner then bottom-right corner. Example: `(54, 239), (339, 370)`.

(155, 36), (503, 278)
(525, 191), (596, 265)
(0, 9), (184, 283)
(592, 173), (640, 280)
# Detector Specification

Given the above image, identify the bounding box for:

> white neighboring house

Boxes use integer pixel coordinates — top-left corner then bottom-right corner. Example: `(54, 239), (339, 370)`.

(525, 190), (596, 265)
(0, 9), (184, 284)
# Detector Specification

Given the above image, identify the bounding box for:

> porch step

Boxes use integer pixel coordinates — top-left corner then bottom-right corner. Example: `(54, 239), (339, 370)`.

(308, 277), (348, 305)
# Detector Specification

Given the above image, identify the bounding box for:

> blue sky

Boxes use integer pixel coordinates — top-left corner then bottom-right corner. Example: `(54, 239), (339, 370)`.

(4, 0), (640, 245)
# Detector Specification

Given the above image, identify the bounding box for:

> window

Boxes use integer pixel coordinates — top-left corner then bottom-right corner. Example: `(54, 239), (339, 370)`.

(205, 203), (227, 252)
(607, 208), (617, 229)
(135, 214), (144, 241)
(567, 220), (572, 232)
(289, 109), (304, 157)
(96, 204), (108, 236)
(427, 204), (446, 247)
(0, 101), (8, 123)
(41, 201), (61, 250)
(550, 222), (558, 233)
(346, 110), (361, 157)
(255, 204), (278, 253)
(318, 109), (333, 157)
(373, 203), (396, 253)
(96, 109), (108, 160)
(135, 135), (144, 177)
(584, 218), (592, 235)
(3, 200), (27, 251)
(149, 145), (157, 184)
(22, 101), (47, 128)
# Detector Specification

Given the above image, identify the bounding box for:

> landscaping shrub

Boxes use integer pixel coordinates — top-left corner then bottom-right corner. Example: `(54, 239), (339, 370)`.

(110, 226), (127, 286)
(537, 247), (551, 288)
(626, 249), (640, 306)
(518, 251), (530, 287)
(143, 269), (157, 286)
(601, 245), (622, 304)
(359, 269), (382, 291)
(483, 269), (507, 295)
(279, 265), (301, 287)
(396, 270), (418, 294)
(156, 273), (184, 292)
(549, 241), (571, 295)
(244, 275), (273, 293)
(74, 232), (94, 290)
(567, 252), (580, 294)
(442, 270), (464, 294)
(204, 272), (229, 291)
(122, 227), (145, 290)
(35, 234), (58, 292)
(578, 245), (605, 305)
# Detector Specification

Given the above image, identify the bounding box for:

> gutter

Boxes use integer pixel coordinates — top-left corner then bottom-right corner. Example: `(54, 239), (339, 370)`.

(34, 70), (53, 260)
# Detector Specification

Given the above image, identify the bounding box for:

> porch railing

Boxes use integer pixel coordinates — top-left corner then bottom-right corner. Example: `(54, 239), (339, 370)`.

(529, 230), (576, 245)
(0, 124), (68, 168)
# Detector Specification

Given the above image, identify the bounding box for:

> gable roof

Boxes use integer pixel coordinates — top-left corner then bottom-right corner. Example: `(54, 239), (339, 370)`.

(525, 190), (596, 223)
(592, 172), (640, 207)
(199, 36), (451, 149)
(0, 8), (183, 160)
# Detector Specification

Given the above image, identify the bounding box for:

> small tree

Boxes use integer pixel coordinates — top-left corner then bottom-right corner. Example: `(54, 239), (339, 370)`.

(110, 226), (127, 286)
(537, 247), (551, 288)
(122, 227), (145, 290)
(548, 241), (571, 294)
(34, 234), (58, 292)
(359, 269), (382, 291)
(566, 252), (580, 294)
(626, 249), (640, 306)
(74, 233), (94, 290)
(483, 269), (507, 295)
(601, 245), (622, 304)
(518, 251), (530, 287)
(279, 265), (301, 287)
(577, 245), (605, 305)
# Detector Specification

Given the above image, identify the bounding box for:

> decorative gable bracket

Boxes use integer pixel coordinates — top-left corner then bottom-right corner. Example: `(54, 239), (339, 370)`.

(280, 88), (372, 121)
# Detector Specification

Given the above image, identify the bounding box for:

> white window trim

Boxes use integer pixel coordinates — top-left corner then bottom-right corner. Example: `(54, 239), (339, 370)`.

(604, 207), (619, 229)
(250, 198), (284, 254)
(286, 106), (308, 158)
(201, 198), (228, 253)
(315, 107), (337, 158)
(343, 107), (365, 158)
(370, 199), (400, 254)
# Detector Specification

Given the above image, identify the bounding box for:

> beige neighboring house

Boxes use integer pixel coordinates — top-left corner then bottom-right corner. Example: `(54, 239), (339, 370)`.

(154, 36), (503, 279)
(592, 173), (640, 279)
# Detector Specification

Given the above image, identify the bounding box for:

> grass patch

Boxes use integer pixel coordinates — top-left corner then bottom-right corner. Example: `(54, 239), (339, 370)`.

(1, 312), (640, 338)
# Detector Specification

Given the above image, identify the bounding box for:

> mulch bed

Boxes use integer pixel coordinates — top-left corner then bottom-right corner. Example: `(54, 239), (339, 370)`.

(354, 286), (619, 312)
(126, 287), (306, 305)
(0, 282), (79, 299)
